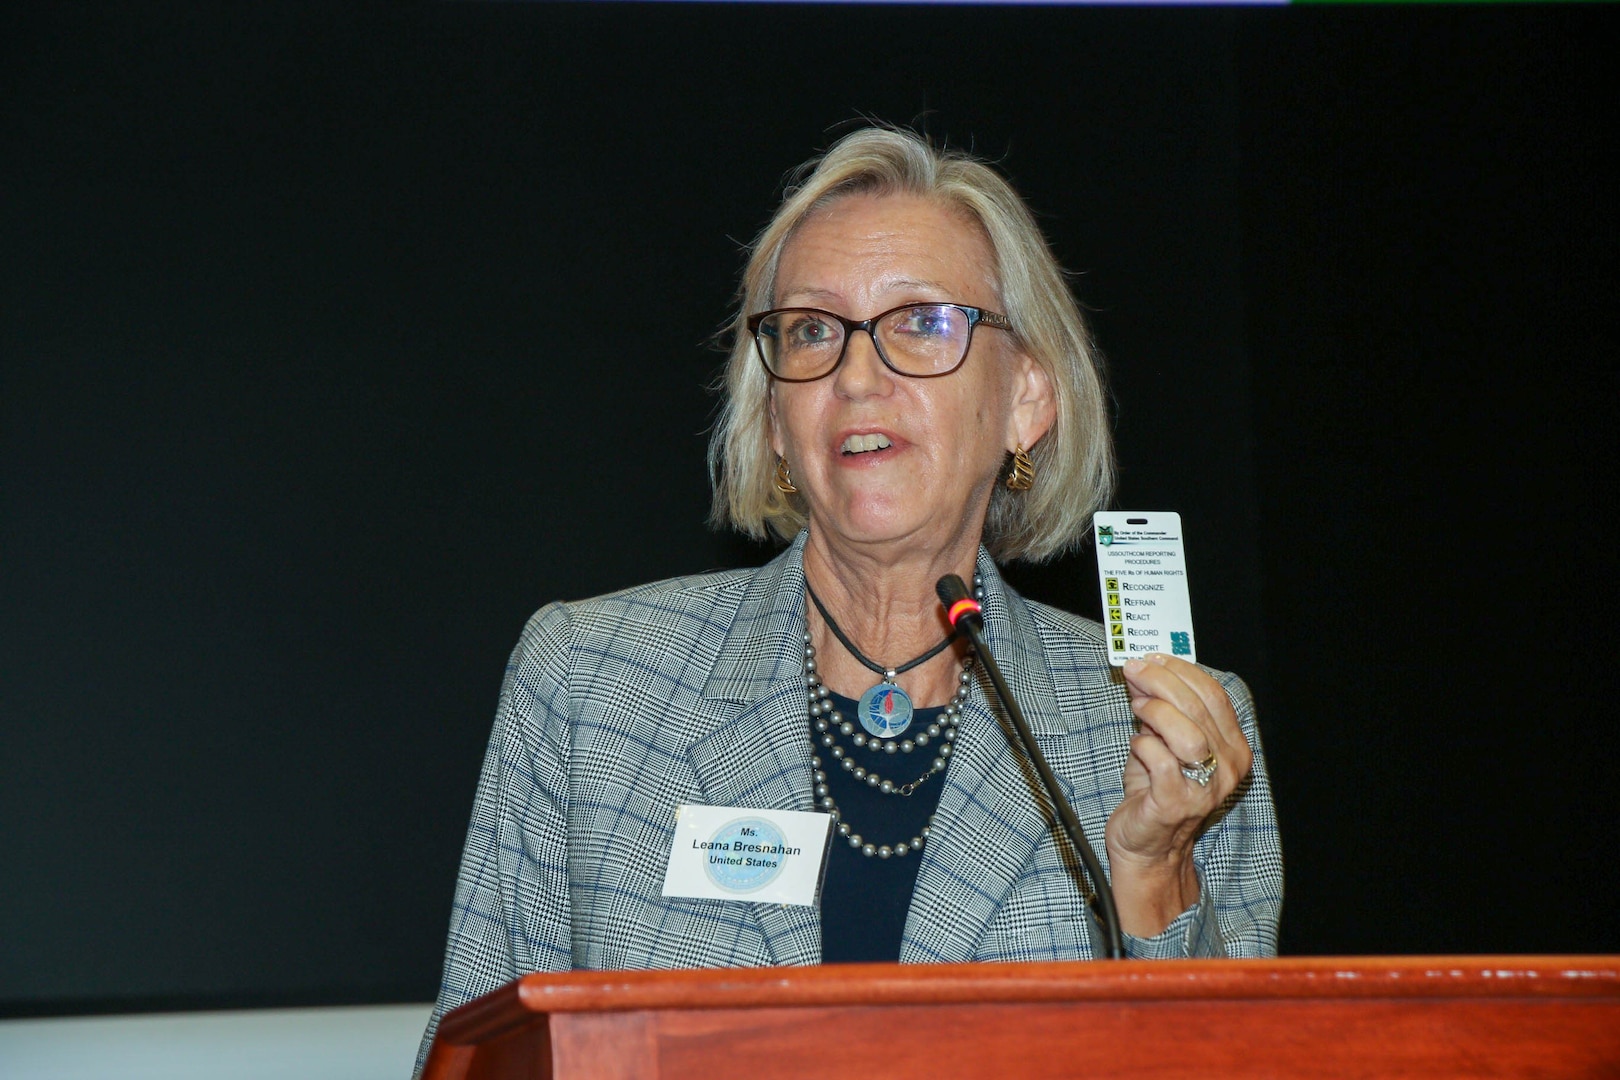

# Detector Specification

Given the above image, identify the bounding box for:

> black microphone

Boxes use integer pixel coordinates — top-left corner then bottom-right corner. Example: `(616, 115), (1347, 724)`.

(936, 574), (1126, 960)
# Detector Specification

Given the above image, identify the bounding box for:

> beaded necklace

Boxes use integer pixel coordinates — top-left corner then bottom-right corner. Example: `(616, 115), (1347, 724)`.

(803, 574), (983, 859)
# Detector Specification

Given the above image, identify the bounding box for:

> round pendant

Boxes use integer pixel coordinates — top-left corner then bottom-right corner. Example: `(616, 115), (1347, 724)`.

(857, 682), (914, 738)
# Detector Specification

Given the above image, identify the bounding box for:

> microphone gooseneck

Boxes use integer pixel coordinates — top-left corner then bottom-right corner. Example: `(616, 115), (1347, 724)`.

(935, 574), (1126, 960)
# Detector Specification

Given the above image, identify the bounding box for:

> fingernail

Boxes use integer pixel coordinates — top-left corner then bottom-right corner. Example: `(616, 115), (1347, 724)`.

(1146, 652), (1170, 665)
(1123, 659), (1145, 675)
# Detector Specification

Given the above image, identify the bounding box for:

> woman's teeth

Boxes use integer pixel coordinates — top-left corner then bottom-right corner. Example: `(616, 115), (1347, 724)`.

(841, 434), (893, 455)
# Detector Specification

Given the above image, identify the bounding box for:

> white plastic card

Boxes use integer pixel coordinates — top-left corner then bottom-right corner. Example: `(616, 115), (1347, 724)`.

(1092, 511), (1197, 667)
(661, 804), (833, 907)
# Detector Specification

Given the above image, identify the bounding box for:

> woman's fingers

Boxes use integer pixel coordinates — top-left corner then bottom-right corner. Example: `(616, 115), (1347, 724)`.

(1110, 657), (1253, 880)
(1129, 730), (1201, 798)
(1133, 654), (1244, 739)
(1131, 694), (1217, 769)
(1120, 654), (1252, 829)
(1123, 654), (1247, 766)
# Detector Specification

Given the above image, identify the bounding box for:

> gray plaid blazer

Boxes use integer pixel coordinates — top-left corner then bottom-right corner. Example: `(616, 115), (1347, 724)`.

(418, 532), (1281, 1060)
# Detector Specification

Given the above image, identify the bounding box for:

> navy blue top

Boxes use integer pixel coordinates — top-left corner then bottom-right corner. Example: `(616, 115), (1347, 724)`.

(817, 691), (951, 964)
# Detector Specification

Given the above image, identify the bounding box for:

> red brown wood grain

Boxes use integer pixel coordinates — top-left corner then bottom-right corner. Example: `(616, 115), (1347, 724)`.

(424, 957), (1620, 1079)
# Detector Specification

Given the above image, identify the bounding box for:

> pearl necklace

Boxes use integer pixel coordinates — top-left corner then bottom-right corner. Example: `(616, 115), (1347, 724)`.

(803, 575), (983, 859)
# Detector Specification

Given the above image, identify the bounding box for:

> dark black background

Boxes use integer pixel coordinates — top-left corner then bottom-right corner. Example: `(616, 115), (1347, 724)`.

(2, 3), (1614, 1014)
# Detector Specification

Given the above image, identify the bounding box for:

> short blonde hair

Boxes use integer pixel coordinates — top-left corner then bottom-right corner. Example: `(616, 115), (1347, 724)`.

(708, 126), (1115, 563)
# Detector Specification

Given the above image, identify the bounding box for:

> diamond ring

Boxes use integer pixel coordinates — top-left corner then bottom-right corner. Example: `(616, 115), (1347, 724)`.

(1179, 751), (1218, 787)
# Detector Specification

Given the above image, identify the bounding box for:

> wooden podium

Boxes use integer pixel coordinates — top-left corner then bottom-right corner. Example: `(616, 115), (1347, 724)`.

(421, 956), (1620, 1078)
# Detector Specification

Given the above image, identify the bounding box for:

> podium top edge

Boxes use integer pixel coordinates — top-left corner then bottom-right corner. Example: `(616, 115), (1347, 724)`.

(434, 955), (1620, 1043)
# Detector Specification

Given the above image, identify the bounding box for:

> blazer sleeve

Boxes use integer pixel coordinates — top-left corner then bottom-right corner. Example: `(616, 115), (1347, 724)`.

(414, 603), (578, 1073)
(1121, 669), (1283, 959)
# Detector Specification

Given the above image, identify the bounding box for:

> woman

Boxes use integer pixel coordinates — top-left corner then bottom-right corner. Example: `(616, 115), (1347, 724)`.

(418, 126), (1281, 1059)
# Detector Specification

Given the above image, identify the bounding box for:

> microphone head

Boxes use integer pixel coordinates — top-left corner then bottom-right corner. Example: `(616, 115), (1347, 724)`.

(936, 574), (983, 629)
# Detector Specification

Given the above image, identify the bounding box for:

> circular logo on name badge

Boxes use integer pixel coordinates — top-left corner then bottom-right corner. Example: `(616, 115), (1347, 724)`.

(702, 816), (788, 894)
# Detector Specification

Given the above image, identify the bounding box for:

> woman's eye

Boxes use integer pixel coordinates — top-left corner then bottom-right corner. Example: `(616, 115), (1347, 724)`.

(893, 307), (955, 337)
(787, 316), (838, 347)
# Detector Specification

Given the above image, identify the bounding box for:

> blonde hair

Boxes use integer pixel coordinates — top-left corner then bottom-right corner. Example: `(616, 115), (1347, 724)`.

(708, 126), (1115, 563)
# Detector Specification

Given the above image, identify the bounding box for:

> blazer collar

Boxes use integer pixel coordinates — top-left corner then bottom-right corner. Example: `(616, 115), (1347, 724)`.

(972, 552), (1068, 737)
(700, 531), (809, 706)
(900, 550), (1100, 963)
(688, 533), (820, 966)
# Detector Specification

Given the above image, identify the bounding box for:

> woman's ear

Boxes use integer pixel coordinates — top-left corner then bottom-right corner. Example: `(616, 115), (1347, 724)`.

(767, 384), (784, 458)
(1008, 352), (1057, 451)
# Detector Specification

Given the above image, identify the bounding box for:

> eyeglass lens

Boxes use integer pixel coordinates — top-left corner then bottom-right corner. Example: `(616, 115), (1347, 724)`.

(756, 305), (973, 380)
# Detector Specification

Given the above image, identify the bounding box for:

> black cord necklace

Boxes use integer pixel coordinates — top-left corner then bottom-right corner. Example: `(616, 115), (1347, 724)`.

(805, 582), (961, 740)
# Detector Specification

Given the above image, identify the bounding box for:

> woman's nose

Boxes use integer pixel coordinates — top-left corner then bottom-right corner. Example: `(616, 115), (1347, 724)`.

(833, 327), (894, 398)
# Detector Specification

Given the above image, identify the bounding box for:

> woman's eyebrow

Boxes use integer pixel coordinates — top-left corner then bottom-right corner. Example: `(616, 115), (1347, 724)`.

(776, 278), (950, 307)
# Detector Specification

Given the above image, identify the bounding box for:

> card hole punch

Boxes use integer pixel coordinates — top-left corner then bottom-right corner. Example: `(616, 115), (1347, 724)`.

(1126, 518), (1148, 524)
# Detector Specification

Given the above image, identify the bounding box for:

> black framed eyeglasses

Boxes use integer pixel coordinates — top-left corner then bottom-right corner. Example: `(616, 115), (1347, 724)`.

(746, 302), (1014, 383)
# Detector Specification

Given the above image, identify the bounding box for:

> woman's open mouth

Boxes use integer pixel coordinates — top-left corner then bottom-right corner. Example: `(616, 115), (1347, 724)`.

(840, 433), (893, 456)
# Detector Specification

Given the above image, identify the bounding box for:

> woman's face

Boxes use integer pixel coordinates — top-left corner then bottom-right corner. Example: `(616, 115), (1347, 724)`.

(768, 192), (1054, 556)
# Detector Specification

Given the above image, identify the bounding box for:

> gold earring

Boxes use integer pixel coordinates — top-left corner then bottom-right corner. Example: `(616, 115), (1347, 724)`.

(1006, 444), (1035, 491)
(774, 456), (798, 494)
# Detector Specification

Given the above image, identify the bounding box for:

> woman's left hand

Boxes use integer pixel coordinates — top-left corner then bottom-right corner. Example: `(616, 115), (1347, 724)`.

(1105, 653), (1252, 937)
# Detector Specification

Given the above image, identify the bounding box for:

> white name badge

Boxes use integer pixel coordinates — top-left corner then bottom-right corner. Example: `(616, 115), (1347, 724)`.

(1093, 511), (1198, 667)
(661, 804), (833, 907)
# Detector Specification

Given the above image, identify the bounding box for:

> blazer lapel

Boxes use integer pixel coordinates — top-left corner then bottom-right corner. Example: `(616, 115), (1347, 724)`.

(686, 533), (821, 967)
(901, 553), (1109, 963)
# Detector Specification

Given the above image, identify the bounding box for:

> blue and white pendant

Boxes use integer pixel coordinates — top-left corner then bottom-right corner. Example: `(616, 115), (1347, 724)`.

(857, 677), (913, 739)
